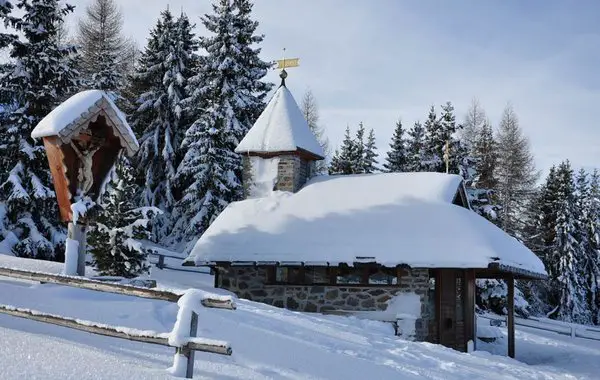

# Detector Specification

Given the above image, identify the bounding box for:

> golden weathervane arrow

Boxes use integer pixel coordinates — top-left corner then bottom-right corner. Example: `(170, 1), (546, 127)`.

(276, 48), (299, 69)
(275, 48), (299, 86)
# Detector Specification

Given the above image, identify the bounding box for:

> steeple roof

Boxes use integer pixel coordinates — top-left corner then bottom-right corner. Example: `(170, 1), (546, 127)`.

(235, 82), (325, 159)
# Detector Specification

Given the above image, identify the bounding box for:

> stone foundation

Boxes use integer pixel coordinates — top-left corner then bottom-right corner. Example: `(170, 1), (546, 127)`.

(217, 266), (433, 341)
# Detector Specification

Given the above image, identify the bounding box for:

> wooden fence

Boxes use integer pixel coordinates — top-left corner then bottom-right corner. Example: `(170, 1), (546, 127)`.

(0, 265), (234, 378)
(480, 314), (600, 342)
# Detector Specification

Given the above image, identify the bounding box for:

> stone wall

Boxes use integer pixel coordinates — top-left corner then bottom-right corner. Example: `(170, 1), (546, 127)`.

(217, 266), (432, 341)
(241, 155), (313, 195)
(275, 155), (311, 193)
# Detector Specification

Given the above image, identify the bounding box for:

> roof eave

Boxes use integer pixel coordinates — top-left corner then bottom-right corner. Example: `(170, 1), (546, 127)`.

(487, 262), (548, 280)
(236, 147), (324, 161)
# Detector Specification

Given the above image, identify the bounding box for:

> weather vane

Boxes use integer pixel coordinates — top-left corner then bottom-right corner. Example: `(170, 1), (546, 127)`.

(275, 48), (299, 86)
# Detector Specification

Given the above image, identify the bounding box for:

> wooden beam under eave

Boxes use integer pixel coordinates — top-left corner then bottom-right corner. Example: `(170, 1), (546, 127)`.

(507, 274), (515, 359)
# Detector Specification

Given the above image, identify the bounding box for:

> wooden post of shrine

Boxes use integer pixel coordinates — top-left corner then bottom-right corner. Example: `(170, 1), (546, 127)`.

(507, 274), (516, 358)
(68, 222), (87, 276)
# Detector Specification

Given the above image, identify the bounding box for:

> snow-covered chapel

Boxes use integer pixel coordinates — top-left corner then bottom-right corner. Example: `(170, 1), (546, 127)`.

(184, 71), (547, 355)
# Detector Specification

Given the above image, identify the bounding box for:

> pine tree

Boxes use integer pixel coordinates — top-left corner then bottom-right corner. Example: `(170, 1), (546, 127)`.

(76, 0), (135, 95)
(551, 161), (589, 323)
(383, 119), (408, 172)
(329, 126), (357, 175)
(129, 9), (197, 242)
(353, 123), (366, 173)
(406, 121), (426, 172)
(171, 0), (271, 246)
(89, 156), (156, 278)
(363, 129), (378, 174)
(172, 106), (242, 244)
(576, 169), (600, 323)
(0, 0), (80, 259)
(301, 90), (330, 174)
(231, 0), (272, 127)
(423, 105), (444, 172)
(439, 102), (462, 174)
(495, 105), (538, 237)
(588, 170), (600, 323)
(469, 121), (500, 221)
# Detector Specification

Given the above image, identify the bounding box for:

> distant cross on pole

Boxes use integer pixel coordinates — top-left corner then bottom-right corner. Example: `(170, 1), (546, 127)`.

(444, 140), (450, 174)
(275, 48), (299, 86)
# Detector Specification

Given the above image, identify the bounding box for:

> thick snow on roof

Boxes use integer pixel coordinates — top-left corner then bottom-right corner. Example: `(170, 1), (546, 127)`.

(187, 172), (546, 276)
(235, 85), (325, 158)
(31, 90), (139, 155)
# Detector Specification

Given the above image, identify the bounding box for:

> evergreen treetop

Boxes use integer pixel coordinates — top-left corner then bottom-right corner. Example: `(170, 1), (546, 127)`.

(383, 119), (408, 173)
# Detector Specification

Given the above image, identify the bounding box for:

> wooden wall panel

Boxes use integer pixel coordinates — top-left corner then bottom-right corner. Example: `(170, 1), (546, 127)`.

(43, 137), (72, 222)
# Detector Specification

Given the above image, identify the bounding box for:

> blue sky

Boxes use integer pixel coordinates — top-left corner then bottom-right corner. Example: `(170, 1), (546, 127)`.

(72, 0), (600, 174)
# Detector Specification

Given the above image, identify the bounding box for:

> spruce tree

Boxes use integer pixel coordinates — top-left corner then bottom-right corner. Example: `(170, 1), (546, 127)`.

(406, 121), (426, 172)
(363, 129), (378, 174)
(588, 170), (600, 323)
(173, 105), (243, 243)
(423, 105), (443, 172)
(551, 161), (589, 323)
(0, 0), (80, 259)
(329, 126), (357, 175)
(171, 0), (270, 246)
(353, 123), (366, 173)
(129, 9), (196, 241)
(469, 121), (500, 221)
(576, 169), (600, 323)
(383, 119), (408, 173)
(131, 9), (178, 210)
(89, 156), (156, 278)
(230, 0), (272, 127)
(439, 102), (462, 174)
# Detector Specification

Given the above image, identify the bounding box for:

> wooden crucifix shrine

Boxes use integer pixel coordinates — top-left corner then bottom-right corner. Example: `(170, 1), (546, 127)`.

(32, 90), (139, 276)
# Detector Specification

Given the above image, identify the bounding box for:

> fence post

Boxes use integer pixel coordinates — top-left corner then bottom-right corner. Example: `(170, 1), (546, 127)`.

(571, 326), (576, 338)
(157, 254), (165, 270)
(175, 311), (198, 379)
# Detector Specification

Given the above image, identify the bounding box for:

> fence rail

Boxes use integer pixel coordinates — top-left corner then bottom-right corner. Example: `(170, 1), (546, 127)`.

(0, 265), (235, 378)
(479, 314), (600, 342)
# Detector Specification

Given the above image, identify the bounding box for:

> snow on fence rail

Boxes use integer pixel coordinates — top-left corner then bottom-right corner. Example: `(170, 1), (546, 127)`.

(0, 265), (229, 308)
(479, 314), (600, 342)
(0, 266), (235, 378)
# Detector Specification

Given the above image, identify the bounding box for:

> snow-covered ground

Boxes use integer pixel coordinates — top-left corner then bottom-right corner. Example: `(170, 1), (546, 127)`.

(0, 256), (598, 379)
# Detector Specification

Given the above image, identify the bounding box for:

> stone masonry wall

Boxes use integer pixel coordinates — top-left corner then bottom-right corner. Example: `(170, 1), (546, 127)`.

(217, 267), (432, 341)
(275, 155), (310, 193)
(242, 155), (312, 195)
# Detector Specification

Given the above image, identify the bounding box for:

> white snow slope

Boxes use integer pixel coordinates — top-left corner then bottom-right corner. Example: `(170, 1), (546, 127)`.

(0, 258), (595, 379)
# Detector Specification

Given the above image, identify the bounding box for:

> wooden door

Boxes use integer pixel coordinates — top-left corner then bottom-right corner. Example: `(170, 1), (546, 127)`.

(437, 270), (457, 348)
(436, 269), (467, 351)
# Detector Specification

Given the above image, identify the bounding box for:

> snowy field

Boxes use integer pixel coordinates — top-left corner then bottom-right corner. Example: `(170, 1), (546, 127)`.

(0, 256), (598, 380)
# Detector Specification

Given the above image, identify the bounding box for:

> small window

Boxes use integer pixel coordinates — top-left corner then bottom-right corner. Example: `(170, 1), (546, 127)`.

(368, 268), (398, 285)
(273, 267), (330, 284)
(305, 267), (329, 284)
(275, 267), (303, 284)
(336, 267), (363, 284)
